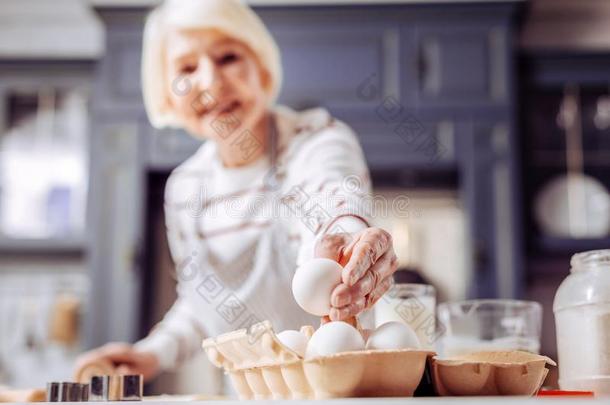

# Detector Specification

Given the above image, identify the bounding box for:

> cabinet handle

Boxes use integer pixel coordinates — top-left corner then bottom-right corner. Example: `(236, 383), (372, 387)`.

(419, 38), (441, 96)
(130, 239), (144, 276)
(489, 27), (507, 101)
(474, 239), (489, 269)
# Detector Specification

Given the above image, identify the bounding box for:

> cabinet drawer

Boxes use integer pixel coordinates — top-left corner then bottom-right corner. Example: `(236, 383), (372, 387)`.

(334, 107), (456, 170)
(272, 25), (402, 110)
(410, 24), (508, 109)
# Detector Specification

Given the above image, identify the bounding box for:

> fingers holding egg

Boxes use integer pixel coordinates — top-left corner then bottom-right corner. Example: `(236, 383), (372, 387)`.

(295, 228), (396, 322)
(367, 249), (399, 285)
(341, 228), (393, 286)
(330, 271), (376, 308)
(329, 296), (366, 322)
(364, 275), (394, 309)
(313, 233), (352, 265)
(348, 249), (397, 306)
(326, 260), (392, 321)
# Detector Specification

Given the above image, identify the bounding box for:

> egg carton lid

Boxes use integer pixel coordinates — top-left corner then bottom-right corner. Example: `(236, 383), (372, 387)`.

(202, 320), (303, 371)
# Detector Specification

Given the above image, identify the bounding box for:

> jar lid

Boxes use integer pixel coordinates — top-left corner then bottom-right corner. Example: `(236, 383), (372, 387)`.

(554, 250), (610, 311)
(571, 250), (610, 273)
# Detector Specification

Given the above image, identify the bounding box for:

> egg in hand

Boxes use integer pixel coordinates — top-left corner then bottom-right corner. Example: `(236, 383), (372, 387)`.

(291, 258), (343, 316)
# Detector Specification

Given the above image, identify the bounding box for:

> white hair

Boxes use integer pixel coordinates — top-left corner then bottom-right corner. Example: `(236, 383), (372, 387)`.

(141, 0), (283, 129)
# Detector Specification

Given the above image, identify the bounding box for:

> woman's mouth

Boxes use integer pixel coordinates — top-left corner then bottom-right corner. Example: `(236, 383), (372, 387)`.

(194, 100), (242, 122)
(219, 100), (241, 115)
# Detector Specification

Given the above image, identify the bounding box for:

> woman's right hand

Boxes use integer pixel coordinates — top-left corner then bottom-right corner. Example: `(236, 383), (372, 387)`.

(74, 343), (161, 382)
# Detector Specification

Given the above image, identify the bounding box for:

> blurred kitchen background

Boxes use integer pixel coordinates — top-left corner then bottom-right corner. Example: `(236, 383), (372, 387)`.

(0, 0), (609, 395)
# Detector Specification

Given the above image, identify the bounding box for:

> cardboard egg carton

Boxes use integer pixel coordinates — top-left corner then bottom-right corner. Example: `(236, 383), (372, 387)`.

(201, 321), (434, 399)
(432, 351), (556, 396)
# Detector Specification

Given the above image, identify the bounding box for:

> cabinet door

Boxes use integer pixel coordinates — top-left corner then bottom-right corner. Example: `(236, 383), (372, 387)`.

(410, 23), (509, 109)
(95, 11), (145, 112)
(86, 117), (144, 346)
(326, 103), (455, 170)
(97, 31), (143, 110)
(353, 116), (456, 170)
(458, 121), (522, 299)
(266, 21), (403, 111)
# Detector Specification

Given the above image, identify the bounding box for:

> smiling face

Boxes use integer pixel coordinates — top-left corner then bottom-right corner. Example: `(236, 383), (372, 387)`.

(164, 28), (271, 143)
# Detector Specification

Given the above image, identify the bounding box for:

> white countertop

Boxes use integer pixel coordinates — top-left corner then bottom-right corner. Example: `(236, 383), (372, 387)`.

(87, 0), (524, 8)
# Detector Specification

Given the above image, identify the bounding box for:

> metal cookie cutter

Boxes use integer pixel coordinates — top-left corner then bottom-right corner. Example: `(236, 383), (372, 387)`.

(90, 375), (143, 401)
(47, 382), (89, 402)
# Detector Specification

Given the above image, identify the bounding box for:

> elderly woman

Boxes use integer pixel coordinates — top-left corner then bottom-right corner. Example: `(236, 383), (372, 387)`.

(76, 0), (397, 383)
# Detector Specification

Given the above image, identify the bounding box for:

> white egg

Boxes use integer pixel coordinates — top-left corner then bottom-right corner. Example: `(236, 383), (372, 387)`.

(276, 330), (308, 357)
(305, 321), (365, 358)
(365, 321), (421, 350)
(292, 258), (342, 316)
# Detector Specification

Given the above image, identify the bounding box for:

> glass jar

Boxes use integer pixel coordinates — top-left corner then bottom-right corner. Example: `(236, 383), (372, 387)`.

(554, 250), (610, 396)
(437, 299), (542, 358)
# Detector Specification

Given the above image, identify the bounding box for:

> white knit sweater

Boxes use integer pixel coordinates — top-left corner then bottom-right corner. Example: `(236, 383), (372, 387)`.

(135, 106), (372, 370)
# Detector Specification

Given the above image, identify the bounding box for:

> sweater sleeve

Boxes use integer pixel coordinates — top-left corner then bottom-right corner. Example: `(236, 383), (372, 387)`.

(133, 297), (206, 371)
(134, 171), (207, 371)
(282, 119), (372, 265)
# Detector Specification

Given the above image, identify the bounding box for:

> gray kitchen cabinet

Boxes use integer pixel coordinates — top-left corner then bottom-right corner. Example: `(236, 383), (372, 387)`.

(458, 120), (523, 299)
(410, 11), (512, 109)
(94, 4), (518, 170)
(94, 10), (146, 114)
(273, 24), (403, 110)
(346, 112), (457, 169)
(86, 112), (146, 346)
(90, 1), (523, 347)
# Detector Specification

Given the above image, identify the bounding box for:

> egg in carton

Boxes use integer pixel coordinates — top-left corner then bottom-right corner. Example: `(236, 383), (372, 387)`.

(432, 351), (556, 396)
(201, 320), (435, 399)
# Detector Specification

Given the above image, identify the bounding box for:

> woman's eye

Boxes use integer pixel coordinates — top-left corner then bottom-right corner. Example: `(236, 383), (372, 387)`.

(180, 64), (197, 74)
(217, 52), (239, 65)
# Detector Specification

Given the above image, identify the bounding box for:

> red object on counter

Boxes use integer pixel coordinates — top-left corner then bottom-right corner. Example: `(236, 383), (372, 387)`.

(537, 390), (595, 397)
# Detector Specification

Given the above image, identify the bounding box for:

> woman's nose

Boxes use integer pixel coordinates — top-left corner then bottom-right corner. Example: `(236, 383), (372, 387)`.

(194, 57), (221, 96)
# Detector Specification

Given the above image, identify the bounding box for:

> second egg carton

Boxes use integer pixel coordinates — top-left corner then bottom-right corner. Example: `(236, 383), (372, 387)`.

(431, 351), (556, 396)
(201, 320), (434, 399)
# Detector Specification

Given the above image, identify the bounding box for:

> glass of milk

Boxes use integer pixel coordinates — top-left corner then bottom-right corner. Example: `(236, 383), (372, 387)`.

(437, 299), (542, 358)
(374, 283), (437, 350)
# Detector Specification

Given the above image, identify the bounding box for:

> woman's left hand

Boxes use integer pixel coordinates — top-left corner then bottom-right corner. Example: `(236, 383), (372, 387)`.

(314, 227), (398, 322)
